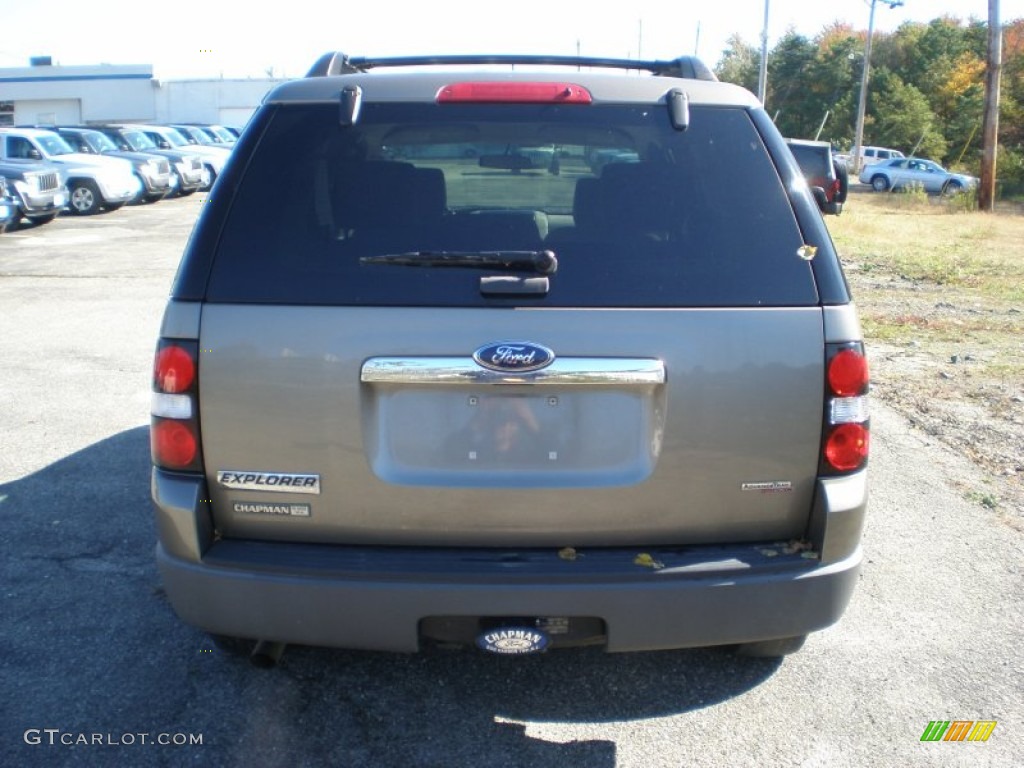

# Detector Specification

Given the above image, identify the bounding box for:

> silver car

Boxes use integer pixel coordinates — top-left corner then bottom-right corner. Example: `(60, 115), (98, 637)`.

(151, 52), (869, 664)
(860, 157), (978, 194)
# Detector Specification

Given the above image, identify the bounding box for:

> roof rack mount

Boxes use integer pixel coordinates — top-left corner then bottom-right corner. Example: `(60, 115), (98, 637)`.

(306, 53), (717, 82)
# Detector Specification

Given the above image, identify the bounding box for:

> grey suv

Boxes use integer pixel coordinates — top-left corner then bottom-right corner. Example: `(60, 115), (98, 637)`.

(151, 53), (869, 663)
(0, 160), (68, 229)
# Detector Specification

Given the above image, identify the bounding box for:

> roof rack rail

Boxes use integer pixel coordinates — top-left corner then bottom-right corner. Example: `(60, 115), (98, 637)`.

(306, 53), (717, 82)
(306, 52), (362, 77)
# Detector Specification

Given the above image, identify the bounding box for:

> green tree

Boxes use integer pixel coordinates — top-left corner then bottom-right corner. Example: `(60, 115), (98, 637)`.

(901, 16), (982, 94)
(1001, 19), (1024, 149)
(808, 24), (862, 146)
(874, 17), (987, 164)
(934, 52), (986, 165)
(712, 12), (1024, 176)
(996, 20), (1024, 192)
(765, 30), (818, 137)
(870, 70), (947, 158)
(714, 34), (759, 93)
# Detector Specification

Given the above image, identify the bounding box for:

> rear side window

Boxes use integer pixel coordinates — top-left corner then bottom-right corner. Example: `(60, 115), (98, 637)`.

(206, 103), (817, 307)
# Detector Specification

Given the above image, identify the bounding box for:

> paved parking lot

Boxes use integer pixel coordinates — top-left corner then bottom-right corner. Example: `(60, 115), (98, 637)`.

(1, 199), (1022, 767)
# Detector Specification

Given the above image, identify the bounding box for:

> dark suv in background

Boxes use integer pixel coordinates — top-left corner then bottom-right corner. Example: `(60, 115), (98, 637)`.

(785, 138), (849, 215)
(151, 53), (869, 665)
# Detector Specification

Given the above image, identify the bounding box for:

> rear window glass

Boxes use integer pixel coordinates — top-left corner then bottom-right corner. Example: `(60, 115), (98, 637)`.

(787, 144), (830, 179)
(206, 103), (817, 307)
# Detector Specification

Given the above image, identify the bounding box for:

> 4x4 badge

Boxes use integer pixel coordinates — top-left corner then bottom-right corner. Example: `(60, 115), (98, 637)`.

(473, 341), (555, 373)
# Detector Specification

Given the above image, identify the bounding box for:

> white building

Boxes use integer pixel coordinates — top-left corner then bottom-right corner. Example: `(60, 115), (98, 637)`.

(0, 62), (284, 128)
(152, 78), (283, 127)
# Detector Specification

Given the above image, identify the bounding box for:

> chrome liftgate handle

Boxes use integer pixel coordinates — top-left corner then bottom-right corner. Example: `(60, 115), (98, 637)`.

(360, 357), (666, 387)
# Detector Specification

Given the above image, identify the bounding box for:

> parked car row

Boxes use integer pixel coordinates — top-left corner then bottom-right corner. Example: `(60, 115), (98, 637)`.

(0, 122), (237, 231)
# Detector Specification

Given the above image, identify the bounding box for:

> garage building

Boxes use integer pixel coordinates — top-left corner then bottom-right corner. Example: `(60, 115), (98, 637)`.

(0, 60), (282, 129)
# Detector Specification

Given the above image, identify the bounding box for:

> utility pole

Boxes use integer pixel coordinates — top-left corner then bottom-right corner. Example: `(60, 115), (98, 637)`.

(979, 0), (1002, 211)
(851, 1), (904, 176)
(758, 0), (770, 104)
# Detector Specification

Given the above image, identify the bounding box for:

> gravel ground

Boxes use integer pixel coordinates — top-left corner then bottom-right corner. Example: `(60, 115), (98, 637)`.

(833, 193), (1024, 527)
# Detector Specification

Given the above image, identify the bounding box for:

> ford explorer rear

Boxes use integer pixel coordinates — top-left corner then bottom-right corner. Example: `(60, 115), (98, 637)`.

(151, 53), (869, 663)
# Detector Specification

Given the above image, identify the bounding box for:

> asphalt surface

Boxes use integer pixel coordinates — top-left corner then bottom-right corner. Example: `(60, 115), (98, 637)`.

(1, 196), (1021, 767)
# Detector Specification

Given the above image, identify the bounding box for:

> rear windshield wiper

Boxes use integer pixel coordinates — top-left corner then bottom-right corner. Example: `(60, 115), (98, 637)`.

(361, 250), (558, 275)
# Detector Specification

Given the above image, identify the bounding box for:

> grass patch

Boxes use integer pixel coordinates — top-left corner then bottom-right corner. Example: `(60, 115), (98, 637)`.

(943, 187), (980, 213)
(890, 182), (929, 209)
(835, 194), (1024, 514)
(831, 195), (1024, 303)
(965, 490), (1000, 510)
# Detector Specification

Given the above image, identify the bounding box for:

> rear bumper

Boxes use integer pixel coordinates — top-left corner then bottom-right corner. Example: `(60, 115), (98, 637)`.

(157, 539), (861, 653)
(154, 465), (866, 652)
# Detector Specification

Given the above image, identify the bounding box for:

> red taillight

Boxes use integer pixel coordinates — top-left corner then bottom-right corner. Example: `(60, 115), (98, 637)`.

(828, 349), (869, 397)
(155, 345), (195, 394)
(436, 82), (593, 104)
(151, 340), (201, 472)
(824, 423), (869, 472)
(821, 343), (870, 474)
(151, 419), (198, 468)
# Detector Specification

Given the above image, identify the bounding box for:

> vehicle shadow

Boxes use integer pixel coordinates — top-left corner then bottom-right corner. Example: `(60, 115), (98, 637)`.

(3, 215), (55, 233)
(0, 427), (780, 768)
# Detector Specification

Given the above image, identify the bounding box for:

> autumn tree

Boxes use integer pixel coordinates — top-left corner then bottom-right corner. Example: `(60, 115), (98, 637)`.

(713, 11), (1024, 190)
(997, 19), (1024, 192)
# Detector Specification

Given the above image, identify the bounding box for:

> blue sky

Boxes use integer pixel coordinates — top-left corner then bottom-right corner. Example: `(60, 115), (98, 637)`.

(1, 1), (1021, 80)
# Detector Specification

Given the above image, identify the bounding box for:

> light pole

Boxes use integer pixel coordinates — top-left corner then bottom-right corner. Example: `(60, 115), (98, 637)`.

(851, 0), (904, 175)
(758, 0), (770, 104)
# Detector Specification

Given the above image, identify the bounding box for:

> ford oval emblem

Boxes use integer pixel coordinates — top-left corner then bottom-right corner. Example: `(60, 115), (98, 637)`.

(473, 341), (555, 373)
(476, 627), (550, 655)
